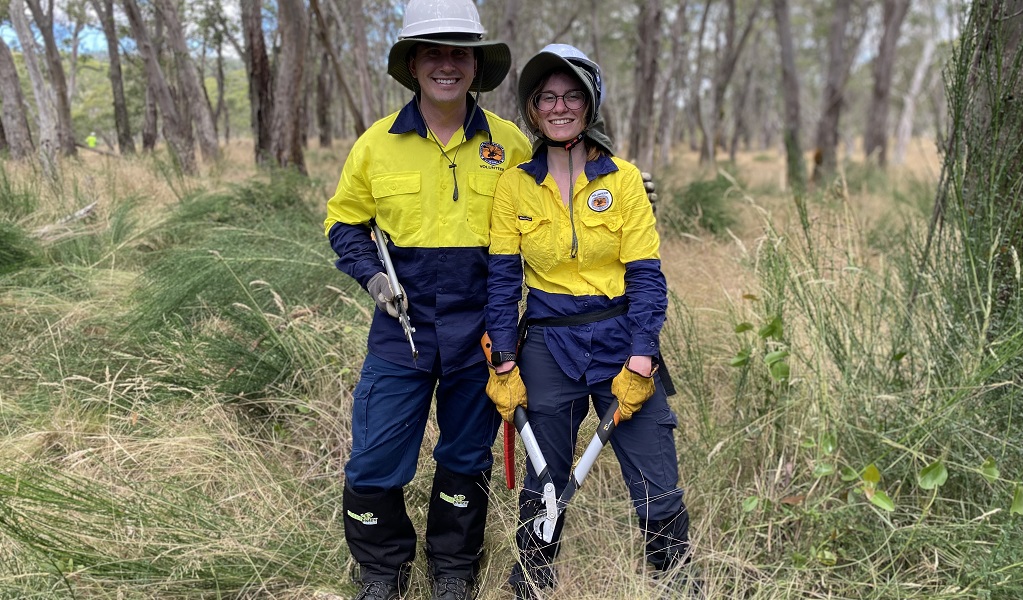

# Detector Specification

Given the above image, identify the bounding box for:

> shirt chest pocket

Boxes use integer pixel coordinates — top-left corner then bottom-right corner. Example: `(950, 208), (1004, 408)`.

(518, 216), (559, 274)
(578, 211), (624, 268)
(371, 172), (422, 237)
(466, 174), (499, 237)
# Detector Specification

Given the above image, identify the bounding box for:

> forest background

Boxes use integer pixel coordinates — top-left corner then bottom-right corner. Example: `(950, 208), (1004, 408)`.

(1, 0), (1022, 598)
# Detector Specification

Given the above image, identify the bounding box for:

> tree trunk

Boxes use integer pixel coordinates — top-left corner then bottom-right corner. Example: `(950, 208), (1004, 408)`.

(627, 0), (661, 169)
(728, 40), (758, 164)
(862, 0), (911, 166)
(336, 0), (377, 126)
(812, 0), (866, 183)
(143, 86), (158, 151)
(772, 0), (806, 194)
(215, 41), (230, 143)
(692, 0), (714, 161)
(241, 0), (273, 164)
(0, 36), (35, 159)
(310, 0), (367, 136)
(656, 0), (690, 168)
(495, 0), (522, 121)
(893, 35), (937, 165)
(155, 0), (221, 162)
(24, 0), (77, 156)
(122, 0), (197, 174)
(9, 0), (58, 166)
(317, 48), (332, 148)
(90, 0), (136, 155)
(270, 0), (308, 173)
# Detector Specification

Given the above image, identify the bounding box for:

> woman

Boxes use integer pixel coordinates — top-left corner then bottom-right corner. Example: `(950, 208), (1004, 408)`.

(484, 44), (694, 599)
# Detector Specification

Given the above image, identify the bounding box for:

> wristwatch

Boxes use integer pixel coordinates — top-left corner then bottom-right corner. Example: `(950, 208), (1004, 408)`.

(491, 351), (517, 366)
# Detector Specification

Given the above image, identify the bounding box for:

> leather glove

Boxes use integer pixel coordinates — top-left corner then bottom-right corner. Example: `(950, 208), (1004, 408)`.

(366, 272), (408, 318)
(641, 171), (658, 207)
(486, 365), (527, 422)
(611, 360), (657, 420)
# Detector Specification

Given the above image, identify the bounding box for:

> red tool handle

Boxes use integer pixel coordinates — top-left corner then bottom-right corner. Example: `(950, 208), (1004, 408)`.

(503, 421), (515, 489)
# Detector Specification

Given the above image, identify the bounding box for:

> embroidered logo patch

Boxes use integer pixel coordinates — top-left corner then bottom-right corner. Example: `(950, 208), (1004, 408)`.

(440, 492), (469, 508)
(347, 510), (378, 525)
(518, 215), (533, 221)
(480, 141), (506, 166)
(587, 189), (613, 212)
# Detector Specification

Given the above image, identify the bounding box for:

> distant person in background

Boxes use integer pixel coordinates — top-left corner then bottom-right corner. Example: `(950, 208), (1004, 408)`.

(86, 132), (98, 149)
(322, 0), (531, 599)
(484, 44), (697, 599)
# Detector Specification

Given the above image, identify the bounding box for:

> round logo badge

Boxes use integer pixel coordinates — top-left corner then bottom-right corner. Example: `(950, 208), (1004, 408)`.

(587, 189), (613, 212)
(479, 141), (506, 166)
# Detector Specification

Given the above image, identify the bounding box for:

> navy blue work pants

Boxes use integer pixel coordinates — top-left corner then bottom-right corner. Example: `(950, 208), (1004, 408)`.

(344, 352), (501, 490)
(518, 328), (684, 522)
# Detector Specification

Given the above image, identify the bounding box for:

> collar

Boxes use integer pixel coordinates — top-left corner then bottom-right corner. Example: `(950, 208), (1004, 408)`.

(389, 94), (492, 140)
(518, 146), (619, 185)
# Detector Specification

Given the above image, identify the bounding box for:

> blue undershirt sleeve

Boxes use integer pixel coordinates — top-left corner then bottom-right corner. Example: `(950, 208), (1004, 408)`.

(623, 258), (667, 356)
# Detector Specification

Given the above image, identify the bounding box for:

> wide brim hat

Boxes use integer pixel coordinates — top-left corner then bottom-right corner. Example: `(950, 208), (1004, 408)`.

(516, 50), (601, 135)
(388, 35), (511, 93)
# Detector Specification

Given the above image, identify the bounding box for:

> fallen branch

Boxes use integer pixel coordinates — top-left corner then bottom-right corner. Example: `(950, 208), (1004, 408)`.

(31, 202), (98, 239)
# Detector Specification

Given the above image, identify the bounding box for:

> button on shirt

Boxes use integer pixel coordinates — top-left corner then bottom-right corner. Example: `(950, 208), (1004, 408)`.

(486, 148), (667, 383)
(325, 96), (532, 373)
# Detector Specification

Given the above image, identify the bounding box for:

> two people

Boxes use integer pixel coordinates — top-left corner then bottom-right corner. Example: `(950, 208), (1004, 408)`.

(324, 1), (693, 598)
(485, 45), (694, 599)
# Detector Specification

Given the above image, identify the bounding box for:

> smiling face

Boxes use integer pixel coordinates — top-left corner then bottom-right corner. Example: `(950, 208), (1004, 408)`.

(409, 43), (477, 109)
(530, 71), (590, 143)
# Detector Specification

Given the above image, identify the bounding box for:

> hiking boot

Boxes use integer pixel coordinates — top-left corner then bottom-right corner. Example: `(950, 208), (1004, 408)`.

(654, 567), (705, 599)
(353, 580), (400, 600)
(512, 579), (540, 600)
(431, 576), (473, 600)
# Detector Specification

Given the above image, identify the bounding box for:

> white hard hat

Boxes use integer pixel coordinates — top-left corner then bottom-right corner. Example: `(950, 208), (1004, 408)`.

(399, 0), (485, 38)
(387, 0), (511, 92)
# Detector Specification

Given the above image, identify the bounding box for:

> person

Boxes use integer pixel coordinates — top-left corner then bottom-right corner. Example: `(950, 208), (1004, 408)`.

(484, 44), (695, 599)
(322, 0), (532, 599)
(86, 131), (98, 149)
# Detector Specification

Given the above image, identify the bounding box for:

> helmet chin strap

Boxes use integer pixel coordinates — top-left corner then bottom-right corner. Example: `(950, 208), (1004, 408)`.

(542, 132), (585, 151)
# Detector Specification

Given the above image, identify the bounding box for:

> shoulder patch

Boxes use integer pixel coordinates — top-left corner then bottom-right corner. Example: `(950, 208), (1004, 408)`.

(480, 141), (506, 166)
(587, 189), (613, 212)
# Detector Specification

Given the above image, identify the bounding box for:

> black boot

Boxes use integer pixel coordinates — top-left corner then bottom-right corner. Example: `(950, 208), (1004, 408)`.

(508, 493), (563, 600)
(424, 465), (491, 599)
(643, 504), (702, 599)
(344, 484), (415, 598)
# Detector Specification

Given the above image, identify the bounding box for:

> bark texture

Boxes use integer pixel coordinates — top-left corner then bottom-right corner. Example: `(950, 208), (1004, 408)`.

(0, 36), (35, 159)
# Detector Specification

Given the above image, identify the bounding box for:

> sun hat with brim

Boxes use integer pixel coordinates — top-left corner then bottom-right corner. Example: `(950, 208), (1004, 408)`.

(388, 34), (511, 93)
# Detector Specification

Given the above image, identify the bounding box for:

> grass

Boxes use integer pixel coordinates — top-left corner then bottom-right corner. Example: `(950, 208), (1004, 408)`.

(1, 121), (1022, 600)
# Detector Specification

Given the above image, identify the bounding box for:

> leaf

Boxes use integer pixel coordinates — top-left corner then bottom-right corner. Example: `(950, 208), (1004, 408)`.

(813, 463), (836, 478)
(791, 551), (807, 568)
(890, 350), (907, 362)
(743, 293), (760, 301)
(769, 360), (790, 381)
(918, 460), (948, 490)
(981, 457), (1000, 483)
(780, 494), (805, 506)
(742, 496), (759, 513)
(764, 349), (790, 365)
(840, 466), (859, 482)
(758, 315), (783, 340)
(1012, 485), (1023, 516)
(869, 490), (895, 512)
(816, 548), (837, 566)
(729, 349), (750, 367)
(821, 432), (836, 455)
(862, 464), (881, 485)
(734, 322), (754, 333)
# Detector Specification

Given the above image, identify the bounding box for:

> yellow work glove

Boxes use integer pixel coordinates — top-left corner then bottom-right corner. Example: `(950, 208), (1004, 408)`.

(611, 362), (657, 420)
(486, 365), (527, 422)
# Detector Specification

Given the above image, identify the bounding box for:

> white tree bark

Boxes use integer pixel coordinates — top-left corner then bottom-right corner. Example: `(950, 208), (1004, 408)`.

(892, 35), (937, 165)
(9, 0), (58, 166)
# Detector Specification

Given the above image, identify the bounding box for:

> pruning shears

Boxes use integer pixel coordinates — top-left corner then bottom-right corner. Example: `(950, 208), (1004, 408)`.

(371, 222), (418, 365)
(530, 401), (621, 542)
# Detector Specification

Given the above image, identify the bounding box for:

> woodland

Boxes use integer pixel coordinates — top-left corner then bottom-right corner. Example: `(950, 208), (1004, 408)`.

(1, 0), (1023, 599)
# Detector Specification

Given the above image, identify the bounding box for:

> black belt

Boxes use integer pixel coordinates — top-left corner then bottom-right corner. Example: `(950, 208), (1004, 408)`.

(517, 304), (676, 396)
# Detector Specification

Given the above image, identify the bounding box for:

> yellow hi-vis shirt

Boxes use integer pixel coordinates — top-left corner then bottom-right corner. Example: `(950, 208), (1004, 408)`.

(323, 97), (531, 373)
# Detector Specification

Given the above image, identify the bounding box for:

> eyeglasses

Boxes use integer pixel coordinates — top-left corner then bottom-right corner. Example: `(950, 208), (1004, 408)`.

(533, 90), (587, 112)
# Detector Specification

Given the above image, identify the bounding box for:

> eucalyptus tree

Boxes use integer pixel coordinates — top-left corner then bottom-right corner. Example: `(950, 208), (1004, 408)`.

(122, 0), (197, 173)
(89, 0), (135, 154)
(241, 0), (272, 164)
(655, 0), (692, 168)
(24, 0), (77, 156)
(0, 36), (35, 159)
(862, 0), (911, 166)
(9, 0), (59, 166)
(772, 0), (806, 193)
(269, 0), (308, 172)
(628, 0), (662, 170)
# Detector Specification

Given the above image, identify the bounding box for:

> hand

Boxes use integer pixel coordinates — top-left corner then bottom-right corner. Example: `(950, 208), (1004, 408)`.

(486, 364), (527, 422)
(641, 171), (658, 207)
(611, 357), (657, 420)
(367, 272), (408, 318)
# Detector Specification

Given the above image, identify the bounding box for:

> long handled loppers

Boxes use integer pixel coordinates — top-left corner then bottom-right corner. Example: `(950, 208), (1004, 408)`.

(371, 222), (418, 365)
